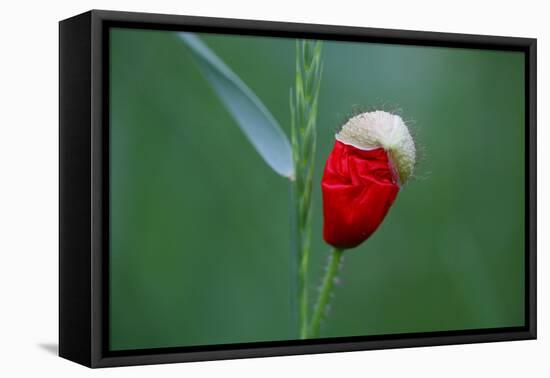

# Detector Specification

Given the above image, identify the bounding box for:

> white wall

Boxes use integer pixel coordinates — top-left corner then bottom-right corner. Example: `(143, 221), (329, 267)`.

(0, 0), (547, 376)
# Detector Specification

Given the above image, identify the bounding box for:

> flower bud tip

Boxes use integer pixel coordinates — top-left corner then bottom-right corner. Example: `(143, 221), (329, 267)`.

(335, 110), (416, 184)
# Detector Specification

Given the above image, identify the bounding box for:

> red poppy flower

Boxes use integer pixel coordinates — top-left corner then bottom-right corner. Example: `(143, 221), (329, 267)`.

(321, 111), (415, 249)
(321, 141), (400, 249)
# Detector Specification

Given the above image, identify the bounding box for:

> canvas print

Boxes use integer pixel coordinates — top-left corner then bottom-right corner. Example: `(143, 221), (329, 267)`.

(108, 27), (525, 351)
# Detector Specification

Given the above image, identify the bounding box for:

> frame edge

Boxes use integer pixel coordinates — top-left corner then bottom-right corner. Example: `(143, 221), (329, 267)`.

(59, 11), (94, 368)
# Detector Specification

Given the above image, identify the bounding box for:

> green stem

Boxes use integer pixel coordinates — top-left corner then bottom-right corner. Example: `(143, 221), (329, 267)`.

(290, 39), (323, 339)
(298, 227), (310, 339)
(289, 185), (299, 338)
(290, 180), (309, 339)
(308, 248), (343, 338)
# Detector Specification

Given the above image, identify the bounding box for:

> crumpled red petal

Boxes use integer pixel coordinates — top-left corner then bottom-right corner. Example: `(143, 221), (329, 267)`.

(321, 140), (400, 249)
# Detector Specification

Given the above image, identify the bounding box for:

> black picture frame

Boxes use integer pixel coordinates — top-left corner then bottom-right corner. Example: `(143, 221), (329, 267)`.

(59, 9), (537, 368)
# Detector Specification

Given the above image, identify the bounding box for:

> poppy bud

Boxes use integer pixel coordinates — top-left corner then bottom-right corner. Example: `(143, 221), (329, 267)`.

(321, 111), (416, 249)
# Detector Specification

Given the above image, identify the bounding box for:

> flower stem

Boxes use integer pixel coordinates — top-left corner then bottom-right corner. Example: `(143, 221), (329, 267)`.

(308, 248), (343, 338)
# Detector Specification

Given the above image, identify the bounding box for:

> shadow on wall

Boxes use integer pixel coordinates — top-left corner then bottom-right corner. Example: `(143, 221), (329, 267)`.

(37, 343), (58, 356)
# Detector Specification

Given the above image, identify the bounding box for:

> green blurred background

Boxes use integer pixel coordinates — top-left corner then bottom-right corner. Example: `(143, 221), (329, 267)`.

(109, 28), (525, 351)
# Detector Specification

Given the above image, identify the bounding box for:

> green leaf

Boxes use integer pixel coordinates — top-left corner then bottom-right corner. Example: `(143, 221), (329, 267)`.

(177, 32), (294, 179)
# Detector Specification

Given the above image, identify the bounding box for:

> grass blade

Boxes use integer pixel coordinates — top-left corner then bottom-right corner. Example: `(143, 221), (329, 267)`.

(178, 32), (294, 179)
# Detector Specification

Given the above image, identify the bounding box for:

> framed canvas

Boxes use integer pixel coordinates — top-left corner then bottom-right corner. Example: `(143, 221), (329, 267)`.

(59, 10), (537, 368)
